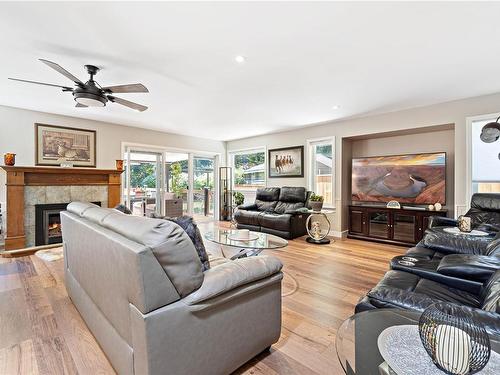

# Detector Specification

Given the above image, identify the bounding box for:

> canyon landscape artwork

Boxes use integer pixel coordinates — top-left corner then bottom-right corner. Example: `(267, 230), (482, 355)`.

(352, 152), (446, 204)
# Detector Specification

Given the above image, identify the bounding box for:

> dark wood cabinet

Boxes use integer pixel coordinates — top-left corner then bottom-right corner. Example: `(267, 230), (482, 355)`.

(347, 205), (448, 246)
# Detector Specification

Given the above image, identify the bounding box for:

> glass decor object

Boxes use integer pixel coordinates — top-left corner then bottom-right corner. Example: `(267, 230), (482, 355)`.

(4, 152), (16, 166)
(419, 302), (491, 375)
(219, 167), (233, 221)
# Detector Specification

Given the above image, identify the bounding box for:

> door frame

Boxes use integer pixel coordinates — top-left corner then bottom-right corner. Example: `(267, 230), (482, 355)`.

(121, 142), (221, 219)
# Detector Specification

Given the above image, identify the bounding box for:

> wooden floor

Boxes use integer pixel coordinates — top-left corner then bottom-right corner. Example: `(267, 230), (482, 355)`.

(0, 223), (405, 375)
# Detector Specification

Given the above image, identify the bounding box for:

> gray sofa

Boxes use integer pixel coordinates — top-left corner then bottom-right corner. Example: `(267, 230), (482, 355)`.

(61, 202), (283, 375)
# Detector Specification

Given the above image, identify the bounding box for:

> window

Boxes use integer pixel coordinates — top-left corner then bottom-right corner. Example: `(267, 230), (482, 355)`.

(471, 118), (500, 194)
(229, 149), (266, 190)
(308, 138), (334, 207)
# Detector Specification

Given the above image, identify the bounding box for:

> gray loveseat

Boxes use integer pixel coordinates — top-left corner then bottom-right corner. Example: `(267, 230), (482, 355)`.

(61, 202), (283, 375)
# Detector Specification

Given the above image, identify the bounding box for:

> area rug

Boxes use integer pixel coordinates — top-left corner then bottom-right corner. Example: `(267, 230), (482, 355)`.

(35, 247), (63, 262)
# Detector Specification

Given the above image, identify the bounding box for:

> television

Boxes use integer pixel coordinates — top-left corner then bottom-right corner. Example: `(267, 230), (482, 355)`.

(351, 152), (446, 204)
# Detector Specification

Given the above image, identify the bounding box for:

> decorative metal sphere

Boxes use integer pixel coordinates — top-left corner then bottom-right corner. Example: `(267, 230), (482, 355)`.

(419, 303), (491, 375)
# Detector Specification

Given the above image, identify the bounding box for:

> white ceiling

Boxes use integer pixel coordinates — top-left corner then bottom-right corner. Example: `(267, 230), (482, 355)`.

(2, 2), (500, 141)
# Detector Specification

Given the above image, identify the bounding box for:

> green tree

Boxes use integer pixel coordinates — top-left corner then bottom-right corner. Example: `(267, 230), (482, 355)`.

(170, 162), (183, 198)
(130, 163), (156, 188)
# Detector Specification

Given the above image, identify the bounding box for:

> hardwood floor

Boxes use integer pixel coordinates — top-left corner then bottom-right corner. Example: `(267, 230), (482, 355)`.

(0, 223), (405, 375)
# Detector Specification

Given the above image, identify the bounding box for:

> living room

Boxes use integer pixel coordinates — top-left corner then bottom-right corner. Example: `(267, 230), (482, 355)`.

(0, 2), (499, 375)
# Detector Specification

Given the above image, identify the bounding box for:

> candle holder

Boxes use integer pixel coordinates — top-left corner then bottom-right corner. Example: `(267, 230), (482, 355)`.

(4, 153), (16, 166)
(419, 302), (491, 374)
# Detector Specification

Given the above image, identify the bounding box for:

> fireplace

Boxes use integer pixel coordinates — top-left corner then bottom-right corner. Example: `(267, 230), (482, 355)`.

(35, 202), (101, 246)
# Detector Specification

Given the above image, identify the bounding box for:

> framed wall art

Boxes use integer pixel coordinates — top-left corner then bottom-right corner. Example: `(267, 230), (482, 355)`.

(35, 123), (96, 167)
(268, 145), (304, 178)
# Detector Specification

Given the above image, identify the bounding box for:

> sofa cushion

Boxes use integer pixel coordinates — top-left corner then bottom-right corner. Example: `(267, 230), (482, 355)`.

(255, 199), (278, 212)
(278, 187), (307, 203)
(68, 204), (205, 298)
(405, 246), (441, 261)
(471, 193), (500, 211)
(486, 233), (500, 256)
(468, 193), (500, 232)
(260, 213), (292, 231)
(256, 187), (280, 201)
(151, 214), (210, 272)
(422, 228), (492, 255)
(274, 201), (305, 214)
(414, 278), (481, 307)
(234, 209), (262, 226)
(183, 256), (283, 305)
(366, 270), (481, 308)
(480, 270), (500, 313)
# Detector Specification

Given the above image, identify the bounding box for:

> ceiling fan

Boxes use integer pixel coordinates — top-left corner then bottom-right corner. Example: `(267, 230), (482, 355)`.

(8, 59), (149, 112)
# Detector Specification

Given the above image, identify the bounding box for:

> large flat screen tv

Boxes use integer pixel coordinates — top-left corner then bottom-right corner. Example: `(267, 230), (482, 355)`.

(351, 152), (446, 204)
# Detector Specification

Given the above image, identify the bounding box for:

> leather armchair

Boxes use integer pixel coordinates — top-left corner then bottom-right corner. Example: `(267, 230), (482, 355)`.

(356, 270), (500, 336)
(234, 187), (311, 239)
(61, 202), (283, 375)
(429, 193), (500, 233)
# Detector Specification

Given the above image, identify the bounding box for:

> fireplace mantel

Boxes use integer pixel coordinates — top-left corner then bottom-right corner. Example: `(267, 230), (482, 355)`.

(0, 165), (123, 250)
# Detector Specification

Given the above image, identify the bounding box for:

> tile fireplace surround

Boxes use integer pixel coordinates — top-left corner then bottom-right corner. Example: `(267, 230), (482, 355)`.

(0, 166), (123, 252)
(26, 186), (107, 247)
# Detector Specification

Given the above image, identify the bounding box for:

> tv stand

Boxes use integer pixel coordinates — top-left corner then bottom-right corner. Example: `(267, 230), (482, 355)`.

(348, 204), (448, 246)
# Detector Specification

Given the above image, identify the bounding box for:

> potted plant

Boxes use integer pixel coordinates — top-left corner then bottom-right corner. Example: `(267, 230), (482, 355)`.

(309, 193), (324, 212)
(233, 191), (245, 206)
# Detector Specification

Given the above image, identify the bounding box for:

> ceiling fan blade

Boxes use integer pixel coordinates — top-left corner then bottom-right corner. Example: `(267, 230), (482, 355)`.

(108, 95), (148, 112)
(39, 59), (83, 84)
(8, 77), (73, 91)
(102, 83), (149, 93)
(75, 103), (87, 108)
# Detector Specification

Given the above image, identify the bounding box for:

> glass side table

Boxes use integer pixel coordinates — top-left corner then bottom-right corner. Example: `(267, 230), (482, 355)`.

(305, 209), (335, 244)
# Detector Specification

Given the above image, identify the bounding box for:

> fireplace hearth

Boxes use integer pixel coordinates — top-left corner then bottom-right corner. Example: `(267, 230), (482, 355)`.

(35, 202), (101, 246)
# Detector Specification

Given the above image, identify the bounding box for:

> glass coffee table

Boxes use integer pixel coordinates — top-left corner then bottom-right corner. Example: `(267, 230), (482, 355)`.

(204, 229), (288, 260)
(336, 309), (500, 374)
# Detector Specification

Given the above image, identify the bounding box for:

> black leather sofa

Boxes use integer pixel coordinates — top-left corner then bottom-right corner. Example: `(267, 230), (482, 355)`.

(234, 187), (311, 239)
(405, 230), (500, 262)
(356, 269), (500, 336)
(429, 193), (500, 233)
(355, 195), (500, 336)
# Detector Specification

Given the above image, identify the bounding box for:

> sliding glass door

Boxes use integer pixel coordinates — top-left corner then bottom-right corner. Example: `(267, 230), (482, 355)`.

(123, 148), (164, 216)
(193, 156), (215, 221)
(165, 152), (190, 216)
(123, 146), (218, 220)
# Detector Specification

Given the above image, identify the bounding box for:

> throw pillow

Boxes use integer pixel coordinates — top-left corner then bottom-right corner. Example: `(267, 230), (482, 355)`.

(150, 213), (210, 271)
(114, 204), (132, 215)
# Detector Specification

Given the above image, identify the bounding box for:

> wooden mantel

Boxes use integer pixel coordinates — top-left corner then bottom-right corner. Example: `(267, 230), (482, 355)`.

(0, 165), (123, 250)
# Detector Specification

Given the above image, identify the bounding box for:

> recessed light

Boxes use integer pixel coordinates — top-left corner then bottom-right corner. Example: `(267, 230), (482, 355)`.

(235, 55), (246, 63)
(332, 105), (340, 110)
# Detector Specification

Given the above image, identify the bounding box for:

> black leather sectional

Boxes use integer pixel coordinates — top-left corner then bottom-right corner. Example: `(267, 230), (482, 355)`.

(234, 187), (311, 239)
(356, 193), (500, 336)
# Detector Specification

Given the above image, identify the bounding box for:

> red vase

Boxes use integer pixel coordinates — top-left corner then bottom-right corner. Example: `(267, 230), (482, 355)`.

(4, 153), (16, 166)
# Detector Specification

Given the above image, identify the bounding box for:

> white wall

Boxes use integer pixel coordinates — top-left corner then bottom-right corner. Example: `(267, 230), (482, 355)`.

(227, 92), (500, 232)
(0, 105), (226, 202)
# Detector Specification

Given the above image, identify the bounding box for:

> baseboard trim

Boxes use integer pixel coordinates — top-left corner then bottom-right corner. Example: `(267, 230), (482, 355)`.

(331, 230), (348, 238)
(1, 243), (61, 258)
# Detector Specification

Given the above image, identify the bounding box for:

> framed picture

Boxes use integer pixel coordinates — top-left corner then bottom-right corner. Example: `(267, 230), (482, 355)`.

(35, 123), (96, 167)
(268, 145), (304, 178)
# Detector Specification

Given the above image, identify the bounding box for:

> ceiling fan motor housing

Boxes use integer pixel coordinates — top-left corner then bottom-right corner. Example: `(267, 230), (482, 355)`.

(73, 83), (108, 107)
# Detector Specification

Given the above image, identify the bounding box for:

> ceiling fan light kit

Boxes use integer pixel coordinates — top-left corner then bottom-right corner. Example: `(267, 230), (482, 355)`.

(8, 59), (149, 112)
